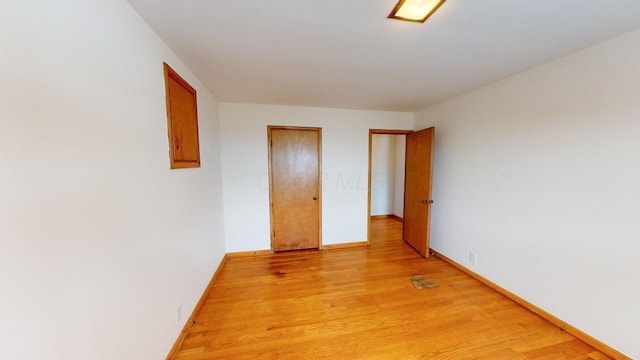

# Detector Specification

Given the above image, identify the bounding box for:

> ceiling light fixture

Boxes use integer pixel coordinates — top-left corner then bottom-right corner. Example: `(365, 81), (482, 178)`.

(388, 0), (446, 23)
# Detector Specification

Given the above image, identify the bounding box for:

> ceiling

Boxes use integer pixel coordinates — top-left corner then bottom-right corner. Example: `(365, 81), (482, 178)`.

(127, 0), (640, 112)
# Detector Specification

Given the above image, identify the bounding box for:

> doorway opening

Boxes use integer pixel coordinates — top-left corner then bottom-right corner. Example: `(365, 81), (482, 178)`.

(367, 128), (435, 258)
(367, 130), (411, 246)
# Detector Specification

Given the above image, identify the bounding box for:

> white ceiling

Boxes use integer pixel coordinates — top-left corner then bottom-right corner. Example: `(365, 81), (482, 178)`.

(127, 0), (640, 112)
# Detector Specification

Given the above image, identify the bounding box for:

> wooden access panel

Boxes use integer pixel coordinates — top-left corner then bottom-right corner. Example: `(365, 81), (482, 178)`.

(164, 63), (200, 169)
(269, 127), (321, 251)
(403, 127), (435, 257)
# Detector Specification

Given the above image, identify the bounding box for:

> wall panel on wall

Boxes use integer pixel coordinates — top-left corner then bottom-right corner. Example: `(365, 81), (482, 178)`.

(164, 63), (201, 169)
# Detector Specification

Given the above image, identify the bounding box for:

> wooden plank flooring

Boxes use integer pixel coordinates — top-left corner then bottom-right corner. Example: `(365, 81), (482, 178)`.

(174, 218), (608, 359)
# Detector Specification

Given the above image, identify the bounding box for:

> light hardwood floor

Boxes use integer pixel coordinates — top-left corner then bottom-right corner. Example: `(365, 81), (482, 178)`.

(174, 218), (609, 359)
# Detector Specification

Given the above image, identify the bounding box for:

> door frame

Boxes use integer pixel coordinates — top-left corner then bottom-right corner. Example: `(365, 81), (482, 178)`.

(267, 125), (323, 251)
(367, 129), (413, 245)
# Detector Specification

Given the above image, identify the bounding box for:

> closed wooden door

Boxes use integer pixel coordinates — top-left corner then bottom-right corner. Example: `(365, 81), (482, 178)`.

(269, 127), (321, 251)
(403, 127), (435, 257)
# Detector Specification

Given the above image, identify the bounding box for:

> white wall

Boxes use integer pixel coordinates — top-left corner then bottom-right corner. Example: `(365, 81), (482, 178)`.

(0, 1), (225, 359)
(415, 28), (640, 358)
(371, 134), (406, 217)
(371, 135), (396, 216)
(393, 136), (406, 218)
(220, 103), (413, 251)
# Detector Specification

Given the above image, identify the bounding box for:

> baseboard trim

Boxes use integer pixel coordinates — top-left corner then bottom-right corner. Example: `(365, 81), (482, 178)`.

(322, 241), (369, 250)
(431, 250), (630, 360)
(370, 214), (403, 221)
(166, 254), (229, 360)
(226, 250), (273, 258)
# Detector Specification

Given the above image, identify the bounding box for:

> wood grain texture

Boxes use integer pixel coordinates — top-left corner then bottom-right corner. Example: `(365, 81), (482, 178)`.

(321, 241), (368, 250)
(370, 214), (403, 221)
(403, 127), (435, 257)
(268, 127), (321, 251)
(172, 218), (612, 359)
(166, 255), (229, 360)
(163, 63), (200, 169)
(226, 250), (273, 259)
(432, 250), (631, 360)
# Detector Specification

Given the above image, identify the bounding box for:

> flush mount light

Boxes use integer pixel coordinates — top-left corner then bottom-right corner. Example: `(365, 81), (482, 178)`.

(388, 0), (446, 23)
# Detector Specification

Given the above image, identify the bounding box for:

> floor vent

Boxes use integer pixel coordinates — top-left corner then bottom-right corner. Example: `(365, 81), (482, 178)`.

(410, 275), (438, 289)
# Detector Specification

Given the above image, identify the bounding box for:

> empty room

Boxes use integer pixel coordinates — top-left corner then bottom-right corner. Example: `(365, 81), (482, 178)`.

(2, 0), (639, 359)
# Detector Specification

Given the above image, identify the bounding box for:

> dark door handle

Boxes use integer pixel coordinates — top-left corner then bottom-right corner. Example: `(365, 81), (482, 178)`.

(421, 200), (434, 204)
(313, 196), (318, 201)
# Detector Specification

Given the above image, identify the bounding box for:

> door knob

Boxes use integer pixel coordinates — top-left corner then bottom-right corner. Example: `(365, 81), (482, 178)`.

(421, 200), (434, 204)
(313, 196), (318, 201)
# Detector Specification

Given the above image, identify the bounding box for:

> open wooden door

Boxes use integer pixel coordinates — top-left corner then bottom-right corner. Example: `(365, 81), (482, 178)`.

(268, 126), (321, 251)
(403, 127), (435, 257)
